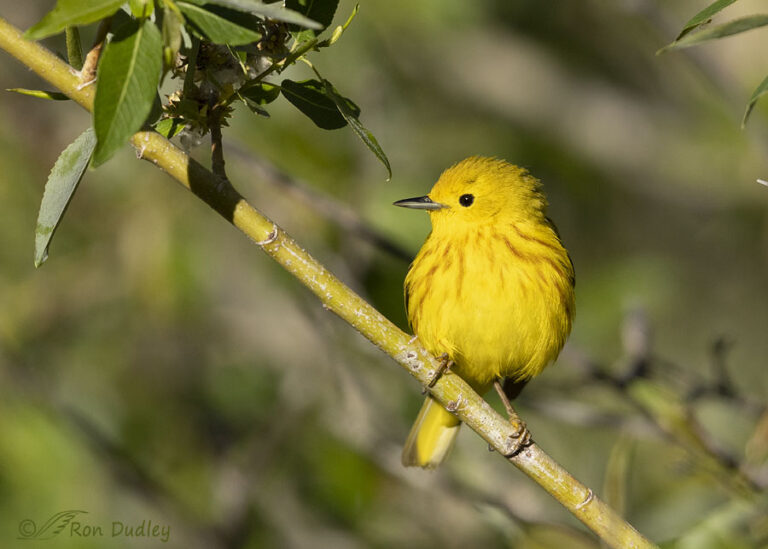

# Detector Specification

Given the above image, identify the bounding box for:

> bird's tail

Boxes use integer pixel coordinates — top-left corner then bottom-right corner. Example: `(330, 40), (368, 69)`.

(402, 395), (461, 468)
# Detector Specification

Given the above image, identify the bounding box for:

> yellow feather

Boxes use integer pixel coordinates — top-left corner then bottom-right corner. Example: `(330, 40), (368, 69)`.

(400, 156), (575, 468)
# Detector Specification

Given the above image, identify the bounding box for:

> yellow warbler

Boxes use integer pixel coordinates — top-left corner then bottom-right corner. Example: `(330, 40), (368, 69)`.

(395, 156), (575, 468)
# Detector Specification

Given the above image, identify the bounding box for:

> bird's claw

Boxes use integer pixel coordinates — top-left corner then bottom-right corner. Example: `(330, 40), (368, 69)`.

(425, 353), (453, 390)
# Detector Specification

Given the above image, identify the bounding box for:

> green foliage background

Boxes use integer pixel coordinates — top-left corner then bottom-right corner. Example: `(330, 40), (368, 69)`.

(1, 1), (768, 547)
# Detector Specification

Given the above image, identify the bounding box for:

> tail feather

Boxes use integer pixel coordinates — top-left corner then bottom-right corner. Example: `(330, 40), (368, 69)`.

(402, 396), (461, 468)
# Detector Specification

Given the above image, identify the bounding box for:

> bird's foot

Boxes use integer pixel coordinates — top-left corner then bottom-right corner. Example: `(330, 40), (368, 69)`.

(422, 353), (453, 393)
(494, 379), (533, 457)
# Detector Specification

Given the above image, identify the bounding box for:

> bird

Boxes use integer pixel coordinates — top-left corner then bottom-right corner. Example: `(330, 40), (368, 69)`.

(394, 156), (575, 468)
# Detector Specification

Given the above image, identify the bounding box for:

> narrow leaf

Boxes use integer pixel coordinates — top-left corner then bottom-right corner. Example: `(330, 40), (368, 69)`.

(659, 14), (768, 53)
(26, 0), (124, 40)
(7, 88), (70, 101)
(182, 0), (321, 29)
(743, 75), (768, 127)
(93, 19), (163, 166)
(281, 78), (354, 129)
(676, 0), (739, 39)
(323, 80), (391, 180)
(35, 128), (96, 267)
(178, 3), (262, 45)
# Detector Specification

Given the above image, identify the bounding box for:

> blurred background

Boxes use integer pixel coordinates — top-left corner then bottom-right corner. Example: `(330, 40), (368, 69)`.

(1, 0), (768, 547)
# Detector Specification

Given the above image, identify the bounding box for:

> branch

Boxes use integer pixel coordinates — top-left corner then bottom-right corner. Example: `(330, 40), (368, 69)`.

(0, 17), (656, 549)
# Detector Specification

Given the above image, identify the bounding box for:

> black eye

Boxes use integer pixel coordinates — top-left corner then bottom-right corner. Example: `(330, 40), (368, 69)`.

(459, 194), (474, 207)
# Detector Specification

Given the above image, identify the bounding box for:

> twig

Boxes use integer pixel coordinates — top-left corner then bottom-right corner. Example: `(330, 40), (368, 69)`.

(0, 17), (656, 549)
(209, 107), (227, 180)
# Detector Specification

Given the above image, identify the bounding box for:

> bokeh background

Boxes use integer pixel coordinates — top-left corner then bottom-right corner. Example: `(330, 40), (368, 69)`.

(1, 1), (768, 547)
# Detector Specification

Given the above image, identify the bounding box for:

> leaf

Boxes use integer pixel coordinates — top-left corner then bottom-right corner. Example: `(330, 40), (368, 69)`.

(35, 128), (96, 267)
(676, 0), (740, 40)
(129, 0), (155, 18)
(318, 3), (358, 48)
(26, 0), (124, 40)
(93, 19), (163, 166)
(323, 80), (391, 180)
(280, 78), (356, 130)
(240, 82), (280, 105)
(182, 0), (321, 29)
(659, 14), (768, 53)
(162, 4), (185, 68)
(177, 3), (262, 45)
(742, 75), (768, 127)
(154, 118), (186, 138)
(7, 88), (70, 100)
(286, 0), (338, 39)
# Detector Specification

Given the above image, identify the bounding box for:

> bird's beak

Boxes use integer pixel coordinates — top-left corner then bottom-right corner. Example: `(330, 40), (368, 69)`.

(393, 195), (449, 210)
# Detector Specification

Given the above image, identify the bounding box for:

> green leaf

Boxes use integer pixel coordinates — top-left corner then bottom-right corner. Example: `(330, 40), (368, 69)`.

(93, 19), (163, 166)
(129, 0), (155, 18)
(318, 3), (358, 48)
(26, 0), (124, 40)
(659, 14), (768, 53)
(162, 4), (185, 68)
(182, 0), (321, 28)
(286, 0), (338, 34)
(743, 75), (768, 127)
(241, 82), (280, 105)
(7, 88), (70, 100)
(35, 128), (96, 267)
(178, 3), (262, 45)
(154, 118), (186, 138)
(281, 78), (357, 130)
(323, 80), (391, 180)
(676, 0), (739, 40)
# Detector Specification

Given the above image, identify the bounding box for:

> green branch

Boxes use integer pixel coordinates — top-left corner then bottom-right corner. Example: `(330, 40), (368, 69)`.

(0, 16), (656, 549)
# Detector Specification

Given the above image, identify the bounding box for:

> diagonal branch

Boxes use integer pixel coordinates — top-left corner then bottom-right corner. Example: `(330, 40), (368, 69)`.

(0, 17), (656, 549)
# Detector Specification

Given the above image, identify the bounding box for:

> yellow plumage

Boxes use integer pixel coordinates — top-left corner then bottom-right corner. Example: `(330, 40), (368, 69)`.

(397, 157), (575, 468)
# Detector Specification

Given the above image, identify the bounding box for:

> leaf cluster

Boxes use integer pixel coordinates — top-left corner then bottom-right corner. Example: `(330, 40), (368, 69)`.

(14, 0), (389, 267)
(659, 0), (768, 127)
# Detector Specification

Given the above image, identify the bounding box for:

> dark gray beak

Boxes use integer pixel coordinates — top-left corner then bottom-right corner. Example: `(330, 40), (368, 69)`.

(393, 195), (449, 210)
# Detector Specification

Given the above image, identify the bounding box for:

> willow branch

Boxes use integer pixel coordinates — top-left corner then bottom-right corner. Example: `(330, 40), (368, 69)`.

(0, 17), (656, 549)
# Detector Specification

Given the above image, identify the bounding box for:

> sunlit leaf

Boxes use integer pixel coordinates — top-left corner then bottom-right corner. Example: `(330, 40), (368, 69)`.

(240, 82), (280, 105)
(7, 88), (70, 101)
(676, 0), (740, 39)
(93, 19), (163, 166)
(742, 75), (768, 127)
(26, 0), (124, 40)
(659, 14), (768, 53)
(178, 2), (262, 45)
(35, 128), (96, 267)
(182, 0), (321, 28)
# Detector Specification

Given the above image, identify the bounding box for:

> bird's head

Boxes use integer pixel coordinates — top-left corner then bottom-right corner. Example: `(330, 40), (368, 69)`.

(394, 156), (547, 229)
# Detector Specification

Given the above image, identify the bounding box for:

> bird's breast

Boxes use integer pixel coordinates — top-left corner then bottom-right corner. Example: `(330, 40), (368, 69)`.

(406, 222), (574, 387)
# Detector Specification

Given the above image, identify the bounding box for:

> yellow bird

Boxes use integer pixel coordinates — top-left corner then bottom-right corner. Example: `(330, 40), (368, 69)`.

(395, 156), (575, 468)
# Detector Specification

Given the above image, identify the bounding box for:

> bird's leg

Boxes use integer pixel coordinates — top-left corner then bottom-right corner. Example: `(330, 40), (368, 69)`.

(424, 353), (453, 391)
(494, 379), (532, 456)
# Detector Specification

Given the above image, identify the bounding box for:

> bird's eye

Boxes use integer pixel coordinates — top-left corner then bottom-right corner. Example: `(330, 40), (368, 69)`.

(459, 194), (474, 207)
